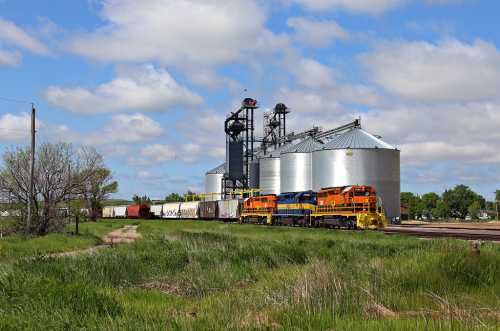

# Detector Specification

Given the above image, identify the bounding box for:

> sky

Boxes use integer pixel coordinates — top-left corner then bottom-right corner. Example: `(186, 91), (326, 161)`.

(0, 0), (499, 201)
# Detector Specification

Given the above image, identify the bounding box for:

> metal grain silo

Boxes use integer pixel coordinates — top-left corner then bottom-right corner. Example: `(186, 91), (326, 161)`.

(312, 128), (400, 221)
(205, 163), (225, 201)
(259, 144), (294, 195)
(280, 138), (322, 193)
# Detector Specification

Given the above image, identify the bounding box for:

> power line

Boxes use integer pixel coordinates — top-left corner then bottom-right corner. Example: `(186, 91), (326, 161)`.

(0, 128), (30, 133)
(0, 96), (34, 105)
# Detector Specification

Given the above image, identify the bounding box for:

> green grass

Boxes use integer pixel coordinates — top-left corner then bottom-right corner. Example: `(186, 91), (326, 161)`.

(0, 221), (124, 262)
(0, 220), (499, 330)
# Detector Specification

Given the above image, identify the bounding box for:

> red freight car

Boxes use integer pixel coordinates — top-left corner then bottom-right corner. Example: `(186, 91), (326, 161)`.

(126, 204), (151, 219)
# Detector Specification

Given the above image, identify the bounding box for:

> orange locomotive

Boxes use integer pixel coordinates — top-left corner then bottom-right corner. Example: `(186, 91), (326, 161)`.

(240, 194), (277, 224)
(313, 186), (386, 229)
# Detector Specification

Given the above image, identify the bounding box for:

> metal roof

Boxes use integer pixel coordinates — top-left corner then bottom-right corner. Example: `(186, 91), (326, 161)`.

(281, 137), (323, 154)
(267, 142), (297, 157)
(320, 128), (396, 150)
(206, 163), (226, 174)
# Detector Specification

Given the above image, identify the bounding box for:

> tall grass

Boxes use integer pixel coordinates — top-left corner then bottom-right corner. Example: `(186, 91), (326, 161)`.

(0, 220), (498, 330)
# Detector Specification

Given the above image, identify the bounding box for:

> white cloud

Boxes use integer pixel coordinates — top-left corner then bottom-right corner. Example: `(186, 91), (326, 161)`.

(359, 102), (500, 165)
(45, 64), (202, 113)
(360, 39), (500, 102)
(0, 49), (21, 66)
(290, 0), (407, 15)
(0, 113), (32, 142)
(290, 58), (335, 88)
(46, 113), (163, 146)
(87, 113), (163, 145)
(140, 144), (176, 163)
(68, 0), (268, 66)
(287, 17), (349, 48)
(401, 142), (500, 165)
(0, 18), (49, 54)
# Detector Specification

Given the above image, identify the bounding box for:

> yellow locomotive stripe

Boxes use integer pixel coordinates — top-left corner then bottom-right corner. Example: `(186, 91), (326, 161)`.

(277, 203), (315, 211)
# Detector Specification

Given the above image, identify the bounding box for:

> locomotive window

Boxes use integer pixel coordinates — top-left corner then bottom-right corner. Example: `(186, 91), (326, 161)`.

(261, 198), (268, 202)
(354, 191), (369, 196)
(318, 192), (328, 197)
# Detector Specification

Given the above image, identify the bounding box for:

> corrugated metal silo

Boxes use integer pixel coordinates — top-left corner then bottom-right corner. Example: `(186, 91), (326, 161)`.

(280, 137), (322, 193)
(259, 144), (294, 195)
(205, 163), (225, 201)
(312, 128), (400, 221)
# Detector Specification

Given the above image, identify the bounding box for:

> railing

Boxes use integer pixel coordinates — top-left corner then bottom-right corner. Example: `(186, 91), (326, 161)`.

(242, 207), (274, 213)
(316, 198), (376, 214)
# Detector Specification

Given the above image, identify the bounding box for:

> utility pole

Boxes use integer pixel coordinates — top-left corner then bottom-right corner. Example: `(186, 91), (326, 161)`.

(27, 104), (35, 234)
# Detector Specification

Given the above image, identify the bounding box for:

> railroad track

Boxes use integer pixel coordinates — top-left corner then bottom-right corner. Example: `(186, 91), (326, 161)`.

(383, 226), (500, 242)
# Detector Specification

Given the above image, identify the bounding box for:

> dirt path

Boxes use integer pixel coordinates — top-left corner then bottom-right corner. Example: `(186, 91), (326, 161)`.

(48, 225), (141, 258)
(103, 225), (142, 245)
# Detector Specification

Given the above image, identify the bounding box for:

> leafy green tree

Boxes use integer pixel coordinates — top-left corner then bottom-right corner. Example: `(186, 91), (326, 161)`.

(164, 193), (183, 202)
(432, 199), (450, 219)
(132, 194), (151, 204)
(184, 190), (200, 201)
(495, 190), (500, 220)
(468, 201), (481, 220)
(401, 192), (423, 219)
(421, 192), (440, 219)
(442, 185), (485, 219)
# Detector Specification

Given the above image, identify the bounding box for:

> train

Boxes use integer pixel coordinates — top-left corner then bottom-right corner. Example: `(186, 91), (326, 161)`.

(101, 185), (387, 230)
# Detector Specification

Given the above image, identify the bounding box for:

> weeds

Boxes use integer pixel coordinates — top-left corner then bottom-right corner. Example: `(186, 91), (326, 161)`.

(0, 220), (498, 330)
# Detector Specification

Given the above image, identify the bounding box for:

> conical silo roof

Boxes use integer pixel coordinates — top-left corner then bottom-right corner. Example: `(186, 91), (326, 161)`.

(265, 142), (298, 158)
(281, 137), (323, 154)
(320, 128), (396, 150)
(206, 163), (226, 174)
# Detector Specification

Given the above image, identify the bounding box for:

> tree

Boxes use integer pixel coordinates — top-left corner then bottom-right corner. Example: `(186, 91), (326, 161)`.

(468, 201), (481, 220)
(442, 185), (485, 220)
(184, 190), (200, 201)
(421, 192), (440, 219)
(78, 147), (118, 221)
(433, 199), (450, 219)
(400, 192), (423, 219)
(0, 143), (79, 234)
(164, 193), (183, 203)
(132, 194), (151, 204)
(495, 190), (500, 220)
(0, 144), (117, 234)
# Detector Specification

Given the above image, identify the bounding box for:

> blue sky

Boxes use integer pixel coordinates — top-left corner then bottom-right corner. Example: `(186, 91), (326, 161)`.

(1, 0), (499, 200)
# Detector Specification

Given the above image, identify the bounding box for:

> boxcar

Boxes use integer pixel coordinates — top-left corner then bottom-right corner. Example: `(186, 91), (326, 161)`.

(179, 201), (200, 219)
(150, 204), (163, 218)
(218, 199), (242, 220)
(102, 206), (115, 218)
(127, 204), (151, 219)
(162, 202), (181, 219)
(114, 206), (127, 218)
(199, 201), (218, 219)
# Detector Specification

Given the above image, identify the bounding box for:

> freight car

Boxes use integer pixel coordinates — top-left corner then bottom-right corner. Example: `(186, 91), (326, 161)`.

(127, 204), (151, 219)
(199, 201), (218, 219)
(217, 199), (242, 221)
(162, 202), (181, 219)
(179, 201), (200, 219)
(113, 206), (127, 219)
(150, 204), (163, 218)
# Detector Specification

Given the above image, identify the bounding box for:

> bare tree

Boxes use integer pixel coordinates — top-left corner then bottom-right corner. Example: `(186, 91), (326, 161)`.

(0, 147), (38, 229)
(0, 143), (117, 235)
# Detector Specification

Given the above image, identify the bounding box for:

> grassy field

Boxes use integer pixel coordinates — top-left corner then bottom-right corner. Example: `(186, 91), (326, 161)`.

(0, 220), (499, 330)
